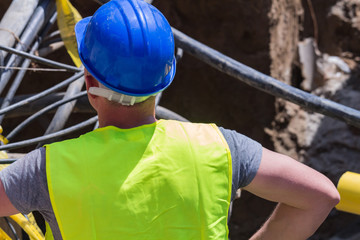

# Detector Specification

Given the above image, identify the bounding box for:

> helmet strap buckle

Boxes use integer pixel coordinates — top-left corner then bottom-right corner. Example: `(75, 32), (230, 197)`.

(88, 87), (147, 106)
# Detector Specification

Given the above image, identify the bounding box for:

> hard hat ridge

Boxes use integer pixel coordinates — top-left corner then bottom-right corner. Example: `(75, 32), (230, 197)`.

(75, 0), (176, 97)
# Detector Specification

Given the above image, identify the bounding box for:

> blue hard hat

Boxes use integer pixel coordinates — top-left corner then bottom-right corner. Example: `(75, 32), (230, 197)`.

(75, 0), (176, 97)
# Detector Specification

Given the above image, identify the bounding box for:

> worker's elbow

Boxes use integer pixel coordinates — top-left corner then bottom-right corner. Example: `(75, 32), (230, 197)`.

(307, 176), (340, 215)
(328, 187), (340, 208)
(319, 182), (340, 211)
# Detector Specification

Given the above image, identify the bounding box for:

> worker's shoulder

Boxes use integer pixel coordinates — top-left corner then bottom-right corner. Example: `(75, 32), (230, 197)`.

(160, 120), (227, 144)
(161, 119), (218, 129)
(160, 119), (220, 133)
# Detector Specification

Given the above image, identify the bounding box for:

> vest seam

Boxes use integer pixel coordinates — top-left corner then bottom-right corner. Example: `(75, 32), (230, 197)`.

(211, 124), (232, 239)
(176, 121), (207, 239)
(45, 144), (67, 240)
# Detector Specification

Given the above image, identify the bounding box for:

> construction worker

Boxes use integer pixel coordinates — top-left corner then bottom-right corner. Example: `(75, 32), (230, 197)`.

(0, 0), (339, 239)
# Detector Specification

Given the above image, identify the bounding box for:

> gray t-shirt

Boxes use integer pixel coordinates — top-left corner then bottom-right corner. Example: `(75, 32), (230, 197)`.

(0, 127), (262, 240)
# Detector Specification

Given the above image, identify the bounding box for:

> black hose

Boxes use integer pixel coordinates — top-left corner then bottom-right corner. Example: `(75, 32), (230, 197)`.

(0, 0), (56, 96)
(0, 51), (3, 78)
(0, 71), (84, 116)
(0, 116), (98, 151)
(4, 217), (20, 240)
(7, 91), (87, 141)
(156, 106), (189, 122)
(0, 92), (93, 118)
(172, 27), (360, 129)
(0, 12), (58, 124)
(0, 45), (80, 72)
(0, 159), (16, 164)
(0, 42), (39, 124)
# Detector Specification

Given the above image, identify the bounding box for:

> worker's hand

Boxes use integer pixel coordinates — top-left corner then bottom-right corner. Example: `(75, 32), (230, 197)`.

(244, 148), (340, 240)
(0, 179), (19, 216)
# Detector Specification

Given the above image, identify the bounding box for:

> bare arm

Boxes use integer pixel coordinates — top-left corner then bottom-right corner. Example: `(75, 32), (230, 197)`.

(244, 148), (340, 240)
(0, 179), (19, 216)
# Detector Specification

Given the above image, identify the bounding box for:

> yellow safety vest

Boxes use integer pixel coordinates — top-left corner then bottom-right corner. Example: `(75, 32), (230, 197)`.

(45, 120), (232, 239)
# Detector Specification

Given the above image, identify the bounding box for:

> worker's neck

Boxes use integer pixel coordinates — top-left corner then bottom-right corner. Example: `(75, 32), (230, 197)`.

(97, 99), (157, 129)
(99, 114), (157, 129)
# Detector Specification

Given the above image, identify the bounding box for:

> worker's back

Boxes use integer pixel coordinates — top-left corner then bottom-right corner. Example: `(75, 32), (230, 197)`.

(46, 120), (232, 239)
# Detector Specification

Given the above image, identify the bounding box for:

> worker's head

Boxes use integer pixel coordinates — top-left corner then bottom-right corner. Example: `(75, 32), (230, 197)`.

(75, 0), (176, 106)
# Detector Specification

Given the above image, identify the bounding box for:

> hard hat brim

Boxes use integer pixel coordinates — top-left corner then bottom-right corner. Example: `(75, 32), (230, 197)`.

(75, 17), (91, 57)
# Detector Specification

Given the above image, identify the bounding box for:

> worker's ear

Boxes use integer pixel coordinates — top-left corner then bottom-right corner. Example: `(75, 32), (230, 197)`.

(84, 69), (101, 111)
(84, 70), (99, 96)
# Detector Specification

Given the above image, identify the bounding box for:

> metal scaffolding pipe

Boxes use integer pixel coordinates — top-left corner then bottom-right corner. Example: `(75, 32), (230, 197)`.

(0, 11), (59, 126)
(0, 92), (93, 118)
(0, 0), (39, 58)
(7, 91), (87, 141)
(0, 44), (38, 125)
(0, 45), (80, 72)
(0, 71), (84, 116)
(172, 27), (360, 129)
(0, 0), (56, 95)
(37, 3), (84, 144)
(0, 116), (98, 151)
(0, 159), (16, 164)
(40, 76), (85, 146)
(0, 51), (3, 77)
(155, 106), (189, 122)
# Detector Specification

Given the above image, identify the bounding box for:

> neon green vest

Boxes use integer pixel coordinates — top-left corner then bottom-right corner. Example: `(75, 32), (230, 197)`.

(45, 120), (232, 239)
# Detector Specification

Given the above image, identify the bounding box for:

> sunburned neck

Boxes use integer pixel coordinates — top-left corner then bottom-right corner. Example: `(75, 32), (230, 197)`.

(96, 97), (157, 129)
(99, 115), (157, 129)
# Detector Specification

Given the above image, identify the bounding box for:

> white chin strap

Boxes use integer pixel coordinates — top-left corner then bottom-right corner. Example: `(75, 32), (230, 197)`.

(88, 87), (150, 106)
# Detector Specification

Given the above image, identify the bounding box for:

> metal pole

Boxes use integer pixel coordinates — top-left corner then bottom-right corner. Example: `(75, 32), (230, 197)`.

(0, 0), (56, 95)
(0, 11), (63, 126)
(0, 44), (38, 124)
(0, 116), (98, 151)
(155, 106), (189, 122)
(7, 91), (87, 141)
(39, 75), (85, 145)
(0, 45), (80, 72)
(172, 27), (360, 129)
(0, 0), (39, 58)
(0, 92), (93, 118)
(0, 52), (3, 77)
(0, 71), (84, 116)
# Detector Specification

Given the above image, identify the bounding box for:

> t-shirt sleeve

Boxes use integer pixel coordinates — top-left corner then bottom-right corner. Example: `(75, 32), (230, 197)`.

(0, 147), (51, 214)
(218, 127), (262, 200)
